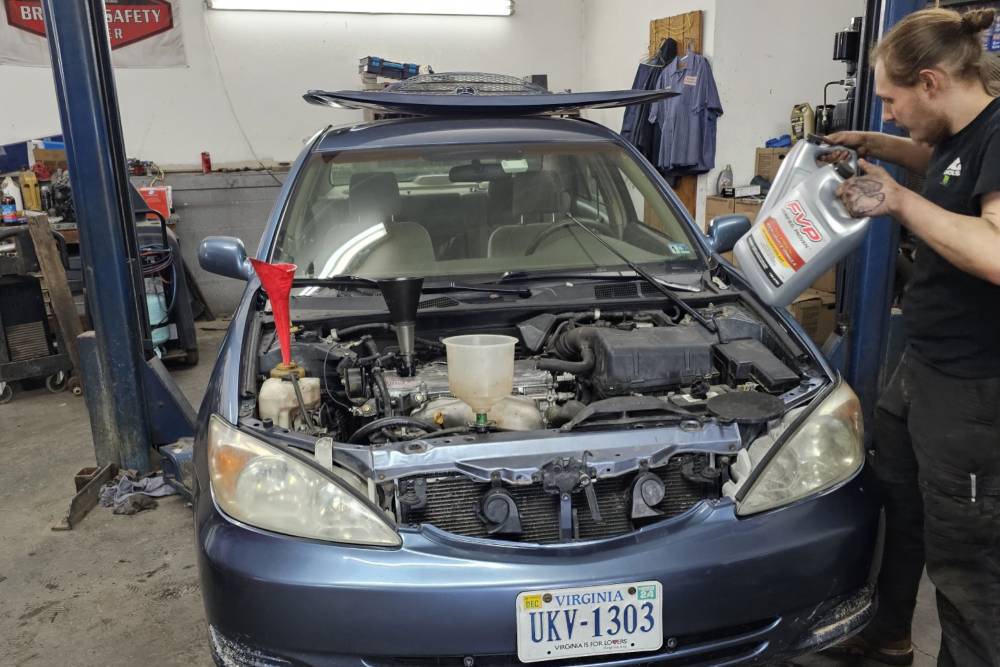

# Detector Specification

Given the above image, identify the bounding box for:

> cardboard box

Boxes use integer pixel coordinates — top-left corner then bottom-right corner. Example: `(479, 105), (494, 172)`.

(755, 147), (791, 182)
(816, 294), (837, 345)
(788, 289), (836, 344)
(733, 198), (763, 222)
(32, 147), (68, 171)
(812, 266), (837, 293)
(722, 184), (762, 198)
(705, 195), (734, 223)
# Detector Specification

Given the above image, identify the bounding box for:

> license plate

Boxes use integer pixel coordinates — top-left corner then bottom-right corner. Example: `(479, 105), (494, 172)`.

(515, 581), (663, 663)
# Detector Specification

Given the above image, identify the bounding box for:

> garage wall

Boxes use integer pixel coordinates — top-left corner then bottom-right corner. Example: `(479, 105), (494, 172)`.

(711, 0), (865, 214)
(0, 0), (585, 167)
(580, 0), (863, 227)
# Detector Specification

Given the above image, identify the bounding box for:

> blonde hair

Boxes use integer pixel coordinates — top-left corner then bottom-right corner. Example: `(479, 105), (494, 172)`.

(874, 7), (999, 94)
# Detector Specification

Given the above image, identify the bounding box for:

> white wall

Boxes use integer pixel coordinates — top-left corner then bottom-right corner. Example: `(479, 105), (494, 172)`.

(580, 0), (717, 225)
(0, 0), (584, 166)
(711, 0), (864, 209)
(580, 0), (716, 132)
(580, 0), (862, 227)
(2, 0), (865, 221)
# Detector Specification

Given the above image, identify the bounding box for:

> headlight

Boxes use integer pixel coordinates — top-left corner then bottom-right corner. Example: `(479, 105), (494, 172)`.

(207, 415), (401, 546)
(738, 383), (864, 516)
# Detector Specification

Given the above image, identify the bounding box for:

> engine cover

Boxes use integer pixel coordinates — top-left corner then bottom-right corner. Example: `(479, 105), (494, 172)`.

(589, 325), (716, 397)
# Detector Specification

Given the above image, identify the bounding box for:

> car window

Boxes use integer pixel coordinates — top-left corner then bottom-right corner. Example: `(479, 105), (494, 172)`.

(272, 142), (700, 281)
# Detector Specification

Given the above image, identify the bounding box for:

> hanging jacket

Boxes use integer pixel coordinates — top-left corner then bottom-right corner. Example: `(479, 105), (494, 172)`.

(620, 39), (676, 162)
(647, 52), (723, 174)
(620, 64), (665, 162)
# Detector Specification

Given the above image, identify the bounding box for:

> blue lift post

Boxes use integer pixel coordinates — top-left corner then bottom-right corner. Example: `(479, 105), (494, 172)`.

(41, 0), (153, 472)
(838, 0), (923, 436)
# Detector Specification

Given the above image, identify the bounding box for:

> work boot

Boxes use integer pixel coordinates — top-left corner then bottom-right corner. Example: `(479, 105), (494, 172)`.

(821, 634), (914, 665)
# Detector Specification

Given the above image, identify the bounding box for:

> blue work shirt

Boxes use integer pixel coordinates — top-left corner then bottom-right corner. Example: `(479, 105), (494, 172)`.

(648, 52), (723, 173)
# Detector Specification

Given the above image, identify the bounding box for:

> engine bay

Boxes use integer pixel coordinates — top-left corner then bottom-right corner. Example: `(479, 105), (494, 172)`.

(256, 305), (809, 437)
(244, 280), (827, 544)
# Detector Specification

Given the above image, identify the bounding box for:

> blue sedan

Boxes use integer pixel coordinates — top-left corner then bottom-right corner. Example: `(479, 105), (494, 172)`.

(194, 74), (880, 667)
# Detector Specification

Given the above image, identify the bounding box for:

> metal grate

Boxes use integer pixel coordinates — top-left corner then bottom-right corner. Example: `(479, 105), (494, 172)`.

(418, 296), (460, 309)
(401, 454), (715, 544)
(5, 321), (50, 361)
(385, 72), (550, 96)
(593, 282), (640, 299)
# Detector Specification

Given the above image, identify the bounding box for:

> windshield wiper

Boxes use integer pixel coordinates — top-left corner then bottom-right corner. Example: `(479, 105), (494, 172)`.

(490, 270), (702, 293)
(535, 216), (717, 332)
(293, 276), (531, 298)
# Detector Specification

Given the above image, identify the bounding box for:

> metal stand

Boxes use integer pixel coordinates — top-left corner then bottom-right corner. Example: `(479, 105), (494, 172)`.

(834, 0), (922, 438)
(41, 0), (194, 472)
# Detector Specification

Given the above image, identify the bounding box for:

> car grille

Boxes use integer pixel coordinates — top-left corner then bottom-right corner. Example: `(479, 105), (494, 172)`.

(400, 454), (717, 544)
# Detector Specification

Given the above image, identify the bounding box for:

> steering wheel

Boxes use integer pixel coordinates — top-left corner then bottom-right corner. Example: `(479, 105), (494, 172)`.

(524, 219), (610, 256)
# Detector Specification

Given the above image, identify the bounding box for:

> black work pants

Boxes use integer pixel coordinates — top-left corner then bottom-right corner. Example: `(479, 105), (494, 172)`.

(864, 350), (1000, 666)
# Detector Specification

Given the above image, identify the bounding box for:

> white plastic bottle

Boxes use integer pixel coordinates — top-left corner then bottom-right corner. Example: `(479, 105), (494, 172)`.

(733, 157), (870, 308)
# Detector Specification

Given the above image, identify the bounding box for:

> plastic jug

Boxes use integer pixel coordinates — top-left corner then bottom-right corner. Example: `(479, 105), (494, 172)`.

(733, 137), (871, 307)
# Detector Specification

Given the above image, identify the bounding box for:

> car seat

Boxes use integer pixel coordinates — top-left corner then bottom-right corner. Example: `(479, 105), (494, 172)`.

(487, 171), (570, 257)
(335, 172), (437, 276)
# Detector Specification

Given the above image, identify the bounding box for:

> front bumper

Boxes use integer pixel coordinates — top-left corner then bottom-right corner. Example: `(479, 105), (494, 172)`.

(197, 473), (880, 667)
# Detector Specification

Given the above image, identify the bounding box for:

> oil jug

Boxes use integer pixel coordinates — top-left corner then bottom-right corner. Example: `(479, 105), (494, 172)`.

(732, 136), (871, 307)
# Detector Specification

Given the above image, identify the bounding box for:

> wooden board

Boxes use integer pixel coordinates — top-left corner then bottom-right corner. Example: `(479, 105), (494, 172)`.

(649, 10), (703, 218)
(649, 11), (702, 61)
(27, 214), (82, 376)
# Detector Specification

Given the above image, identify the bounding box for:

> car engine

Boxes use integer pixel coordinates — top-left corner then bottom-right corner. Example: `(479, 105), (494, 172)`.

(248, 279), (818, 544)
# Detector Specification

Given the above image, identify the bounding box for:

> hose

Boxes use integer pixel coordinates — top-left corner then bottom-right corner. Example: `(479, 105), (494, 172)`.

(332, 323), (391, 339)
(288, 374), (318, 432)
(348, 416), (442, 444)
(537, 327), (600, 375)
(373, 368), (394, 417)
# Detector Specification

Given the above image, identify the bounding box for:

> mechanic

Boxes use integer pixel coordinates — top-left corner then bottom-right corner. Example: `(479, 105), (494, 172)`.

(822, 7), (1000, 667)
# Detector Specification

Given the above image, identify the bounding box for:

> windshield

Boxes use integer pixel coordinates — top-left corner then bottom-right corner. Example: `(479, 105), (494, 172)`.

(272, 142), (701, 281)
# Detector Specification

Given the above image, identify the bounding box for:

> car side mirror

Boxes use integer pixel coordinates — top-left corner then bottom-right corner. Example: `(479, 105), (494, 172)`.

(706, 214), (752, 254)
(199, 236), (253, 281)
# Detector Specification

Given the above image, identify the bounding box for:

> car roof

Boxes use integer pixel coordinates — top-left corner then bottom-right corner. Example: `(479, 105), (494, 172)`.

(313, 115), (629, 153)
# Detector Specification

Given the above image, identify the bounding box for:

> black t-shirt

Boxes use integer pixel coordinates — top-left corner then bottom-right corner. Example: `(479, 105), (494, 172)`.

(904, 96), (1000, 378)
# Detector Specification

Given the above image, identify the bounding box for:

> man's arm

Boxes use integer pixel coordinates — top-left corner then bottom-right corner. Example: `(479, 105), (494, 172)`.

(837, 160), (1000, 285)
(824, 131), (934, 175)
(895, 190), (1000, 285)
(865, 133), (934, 175)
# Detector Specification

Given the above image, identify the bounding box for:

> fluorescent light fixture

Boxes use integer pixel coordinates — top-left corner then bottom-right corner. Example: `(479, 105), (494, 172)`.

(206, 0), (514, 16)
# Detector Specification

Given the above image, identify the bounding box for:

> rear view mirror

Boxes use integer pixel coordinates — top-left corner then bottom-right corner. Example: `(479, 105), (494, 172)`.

(706, 215), (751, 254)
(449, 161), (507, 182)
(199, 236), (252, 281)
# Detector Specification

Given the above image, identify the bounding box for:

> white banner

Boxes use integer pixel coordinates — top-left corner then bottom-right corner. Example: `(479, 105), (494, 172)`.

(0, 0), (186, 68)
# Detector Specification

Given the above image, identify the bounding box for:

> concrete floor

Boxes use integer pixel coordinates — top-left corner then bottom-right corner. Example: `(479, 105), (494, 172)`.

(0, 325), (942, 667)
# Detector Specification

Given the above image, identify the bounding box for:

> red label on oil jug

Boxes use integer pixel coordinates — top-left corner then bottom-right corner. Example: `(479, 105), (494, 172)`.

(748, 199), (828, 286)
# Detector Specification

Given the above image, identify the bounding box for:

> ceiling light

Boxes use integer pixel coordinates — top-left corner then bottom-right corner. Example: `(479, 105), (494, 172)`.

(206, 0), (514, 16)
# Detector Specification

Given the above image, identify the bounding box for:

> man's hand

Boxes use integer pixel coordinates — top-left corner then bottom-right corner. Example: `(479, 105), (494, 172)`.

(817, 131), (872, 165)
(836, 159), (903, 218)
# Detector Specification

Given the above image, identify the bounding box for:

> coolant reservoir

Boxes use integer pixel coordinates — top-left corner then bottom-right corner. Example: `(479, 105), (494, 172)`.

(259, 377), (321, 430)
(442, 334), (517, 425)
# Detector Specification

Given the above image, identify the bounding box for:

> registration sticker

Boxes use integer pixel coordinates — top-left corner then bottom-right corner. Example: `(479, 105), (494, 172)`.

(523, 594), (543, 611)
(515, 581), (663, 663)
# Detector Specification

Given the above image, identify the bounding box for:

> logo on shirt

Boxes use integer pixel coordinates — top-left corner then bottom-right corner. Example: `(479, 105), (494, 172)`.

(941, 157), (962, 186)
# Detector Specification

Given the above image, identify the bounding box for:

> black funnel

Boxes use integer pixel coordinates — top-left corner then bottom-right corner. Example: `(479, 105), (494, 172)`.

(378, 277), (423, 376)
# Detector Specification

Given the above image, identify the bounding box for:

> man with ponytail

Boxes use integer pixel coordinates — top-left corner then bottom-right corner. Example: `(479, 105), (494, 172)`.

(823, 7), (1000, 667)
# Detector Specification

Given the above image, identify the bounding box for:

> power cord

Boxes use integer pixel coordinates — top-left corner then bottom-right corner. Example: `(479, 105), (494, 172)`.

(203, 14), (284, 187)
